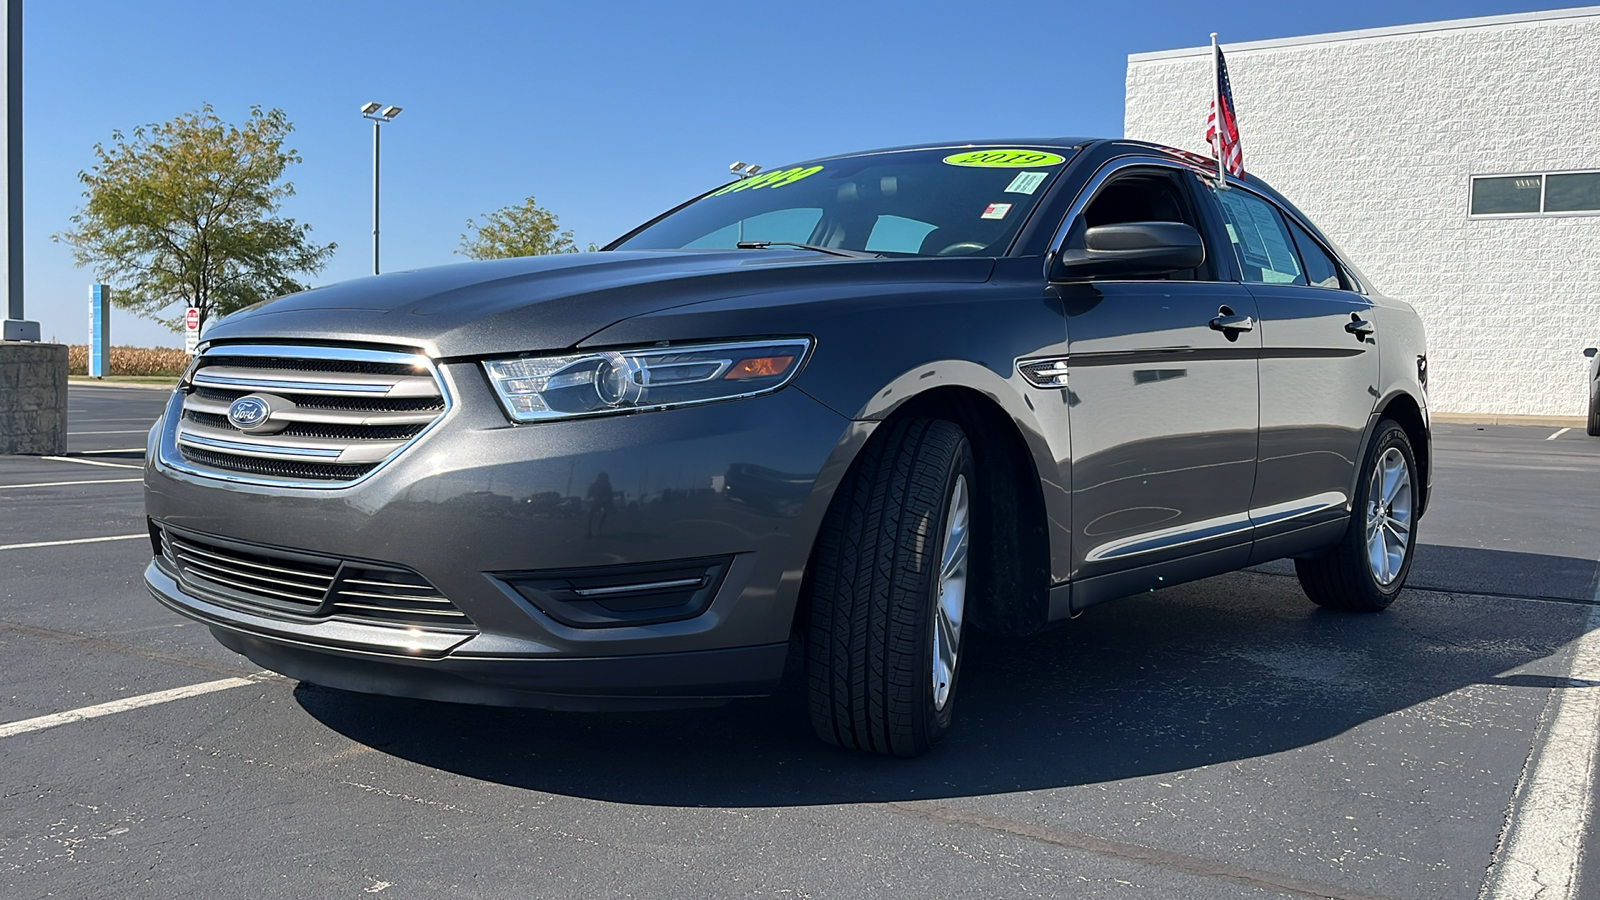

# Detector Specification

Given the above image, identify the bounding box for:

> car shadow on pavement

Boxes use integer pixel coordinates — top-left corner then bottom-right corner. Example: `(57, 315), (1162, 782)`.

(296, 551), (1597, 807)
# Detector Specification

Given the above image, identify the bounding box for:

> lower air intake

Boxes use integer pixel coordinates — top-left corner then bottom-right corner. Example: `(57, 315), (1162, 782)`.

(498, 557), (733, 628)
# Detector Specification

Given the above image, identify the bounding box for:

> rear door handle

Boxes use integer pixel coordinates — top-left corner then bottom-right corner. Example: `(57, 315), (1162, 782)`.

(1209, 314), (1256, 333)
(1345, 318), (1376, 338)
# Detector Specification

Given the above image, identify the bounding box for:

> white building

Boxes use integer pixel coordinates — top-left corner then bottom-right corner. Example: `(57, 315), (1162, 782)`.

(1125, 7), (1600, 419)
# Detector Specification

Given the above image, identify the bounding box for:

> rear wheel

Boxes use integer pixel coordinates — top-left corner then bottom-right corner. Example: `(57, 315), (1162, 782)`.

(804, 418), (974, 757)
(1295, 419), (1418, 612)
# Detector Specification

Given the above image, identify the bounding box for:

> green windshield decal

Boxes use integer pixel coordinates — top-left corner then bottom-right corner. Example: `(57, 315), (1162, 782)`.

(943, 149), (1065, 168)
(709, 165), (825, 197)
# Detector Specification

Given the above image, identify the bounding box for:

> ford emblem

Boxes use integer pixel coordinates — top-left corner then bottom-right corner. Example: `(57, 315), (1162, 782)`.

(227, 396), (271, 430)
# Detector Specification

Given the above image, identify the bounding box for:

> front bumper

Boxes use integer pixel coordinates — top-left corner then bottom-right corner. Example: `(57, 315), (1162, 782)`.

(145, 363), (866, 708)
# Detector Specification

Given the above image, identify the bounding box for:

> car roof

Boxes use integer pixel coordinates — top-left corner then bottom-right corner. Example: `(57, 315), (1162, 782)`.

(806, 137), (1100, 161)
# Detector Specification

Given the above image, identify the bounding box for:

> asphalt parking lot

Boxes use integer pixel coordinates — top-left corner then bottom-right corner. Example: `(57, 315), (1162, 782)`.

(3, 384), (1598, 900)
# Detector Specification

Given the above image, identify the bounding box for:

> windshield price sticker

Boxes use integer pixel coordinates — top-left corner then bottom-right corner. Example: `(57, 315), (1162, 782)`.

(943, 149), (1065, 168)
(709, 165), (824, 197)
(1004, 171), (1049, 194)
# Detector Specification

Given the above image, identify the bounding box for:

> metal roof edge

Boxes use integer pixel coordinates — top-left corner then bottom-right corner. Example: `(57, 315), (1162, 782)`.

(1127, 5), (1600, 62)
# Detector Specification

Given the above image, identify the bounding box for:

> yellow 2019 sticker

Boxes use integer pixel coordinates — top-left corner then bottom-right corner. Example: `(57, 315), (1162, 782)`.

(708, 165), (825, 197)
(943, 149), (1066, 168)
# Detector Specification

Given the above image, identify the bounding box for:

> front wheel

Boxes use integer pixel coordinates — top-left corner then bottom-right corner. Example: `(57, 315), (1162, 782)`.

(804, 418), (975, 757)
(1295, 419), (1419, 612)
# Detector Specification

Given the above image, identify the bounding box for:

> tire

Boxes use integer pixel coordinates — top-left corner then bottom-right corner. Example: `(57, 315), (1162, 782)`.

(1587, 383), (1599, 437)
(1295, 419), (1419, 612)
(804, 417), (975, 757)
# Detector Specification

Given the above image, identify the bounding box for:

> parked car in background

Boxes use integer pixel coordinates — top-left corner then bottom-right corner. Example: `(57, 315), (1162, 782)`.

(144, 139), (1431, 757)
(1586, 347), (1599, 436)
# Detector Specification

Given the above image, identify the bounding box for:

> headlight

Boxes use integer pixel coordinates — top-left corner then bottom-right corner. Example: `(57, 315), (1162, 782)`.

(482, 338), (812, 422)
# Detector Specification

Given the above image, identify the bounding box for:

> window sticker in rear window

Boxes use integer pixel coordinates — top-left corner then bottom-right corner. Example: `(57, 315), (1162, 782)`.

(943, 150), (1065, 168)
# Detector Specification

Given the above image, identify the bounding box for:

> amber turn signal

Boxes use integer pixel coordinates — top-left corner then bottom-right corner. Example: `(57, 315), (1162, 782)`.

(724, 355), (795, 380)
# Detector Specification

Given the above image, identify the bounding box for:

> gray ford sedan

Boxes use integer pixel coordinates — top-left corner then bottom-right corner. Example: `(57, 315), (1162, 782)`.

(144, 139), (1431, 757)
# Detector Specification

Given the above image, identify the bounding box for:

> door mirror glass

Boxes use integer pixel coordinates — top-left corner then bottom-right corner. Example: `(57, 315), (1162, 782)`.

(1051, 222), (1205, 280)
(1584, 347), (1598, 358)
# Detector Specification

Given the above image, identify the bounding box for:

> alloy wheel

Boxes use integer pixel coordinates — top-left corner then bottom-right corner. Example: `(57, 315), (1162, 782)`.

(1364, 447), (1413, 586)
(931, 474), (969, 711)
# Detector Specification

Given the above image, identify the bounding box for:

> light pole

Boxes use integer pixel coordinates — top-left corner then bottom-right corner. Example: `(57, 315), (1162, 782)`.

(361, 102), (401, 275)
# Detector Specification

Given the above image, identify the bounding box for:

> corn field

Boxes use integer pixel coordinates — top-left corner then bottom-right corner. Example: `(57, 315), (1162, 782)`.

(67, 345), (191, 377)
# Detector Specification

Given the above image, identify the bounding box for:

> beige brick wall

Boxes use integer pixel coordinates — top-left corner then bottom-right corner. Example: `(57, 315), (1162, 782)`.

(1126, 13), (1600, 416)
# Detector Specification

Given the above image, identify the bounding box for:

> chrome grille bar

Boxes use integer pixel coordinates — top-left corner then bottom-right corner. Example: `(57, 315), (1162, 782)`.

(156, 525), (475, 633)
(168, 344), (450, 487)
(192, 366), (441, 398)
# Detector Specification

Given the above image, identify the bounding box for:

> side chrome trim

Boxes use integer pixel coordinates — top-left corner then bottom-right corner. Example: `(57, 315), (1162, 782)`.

(155, 343), (453, 492)
(1083, 491), (1350, 565)
(1016, 356), (1071, 388)
(1084, 511), (1253, 564)
(1249, 491), (1349, 529)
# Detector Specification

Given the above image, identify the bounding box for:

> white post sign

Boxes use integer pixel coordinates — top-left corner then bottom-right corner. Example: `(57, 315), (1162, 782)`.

(184, 306), (200, 355)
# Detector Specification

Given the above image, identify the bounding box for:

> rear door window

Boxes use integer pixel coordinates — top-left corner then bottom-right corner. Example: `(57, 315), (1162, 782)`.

(1216, 189), (1306, 286)
(1285, 218), (1345, 290)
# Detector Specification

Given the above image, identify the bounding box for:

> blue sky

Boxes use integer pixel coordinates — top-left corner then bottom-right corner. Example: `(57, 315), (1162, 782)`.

(21, 0), (1568, 347)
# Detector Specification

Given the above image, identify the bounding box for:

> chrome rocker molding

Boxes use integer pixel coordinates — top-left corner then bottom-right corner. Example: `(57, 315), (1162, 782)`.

(157, 343), (454, 491)
(1083, 491), (1349, 564)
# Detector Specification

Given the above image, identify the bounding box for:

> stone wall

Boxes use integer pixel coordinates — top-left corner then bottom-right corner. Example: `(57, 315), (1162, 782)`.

(1125, 11), (1600, 417)
(0, 342), (68, 454)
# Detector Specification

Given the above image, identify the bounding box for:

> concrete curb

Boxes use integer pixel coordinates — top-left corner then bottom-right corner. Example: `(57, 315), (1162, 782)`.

(1431, 412), (1588, 427)
(68, 378), (175, 392)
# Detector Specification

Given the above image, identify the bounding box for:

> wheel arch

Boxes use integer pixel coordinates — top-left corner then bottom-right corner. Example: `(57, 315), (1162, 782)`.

(793, 385), (1054, 640)
(1374, 390), (1431, 516)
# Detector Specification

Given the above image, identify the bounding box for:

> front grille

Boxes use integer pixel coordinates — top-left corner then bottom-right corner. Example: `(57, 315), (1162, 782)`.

(156, 525), (475, 633)
(172, 344), (448, 486)
(161, 529), (339, 615)
(179, 447), (380, 482)
(330, 566), (474, 629)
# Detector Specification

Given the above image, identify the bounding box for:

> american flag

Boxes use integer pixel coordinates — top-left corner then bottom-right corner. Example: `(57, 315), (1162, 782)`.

(1204, 43), (1244, 178)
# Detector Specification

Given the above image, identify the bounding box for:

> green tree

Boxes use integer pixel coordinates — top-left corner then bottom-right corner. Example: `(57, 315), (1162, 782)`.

(55, 104), (335, 331)
(457, 196), (585, 259)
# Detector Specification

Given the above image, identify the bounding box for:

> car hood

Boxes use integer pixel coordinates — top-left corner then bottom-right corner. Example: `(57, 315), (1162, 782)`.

(203, 250), (996, 358)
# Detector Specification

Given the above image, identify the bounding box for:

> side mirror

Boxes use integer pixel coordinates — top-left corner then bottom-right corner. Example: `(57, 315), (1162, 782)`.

(1051, 221), (1206, 280)
(1585, 347), (1597, 358)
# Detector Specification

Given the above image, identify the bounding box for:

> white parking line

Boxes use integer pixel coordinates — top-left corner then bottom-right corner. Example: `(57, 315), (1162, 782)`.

(0, 534), (146, 552)
(1547, 427), (1572, 441)
(0, 478), (142, 491)
(41, 456), (142, 470)
(0, 678), (255, 739)
(1482, 597), (1600, 899)
(73, 448), (146, 455)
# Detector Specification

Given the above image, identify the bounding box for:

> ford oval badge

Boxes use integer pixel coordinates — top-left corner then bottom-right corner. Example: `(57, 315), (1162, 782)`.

(227, 396), (271, 430)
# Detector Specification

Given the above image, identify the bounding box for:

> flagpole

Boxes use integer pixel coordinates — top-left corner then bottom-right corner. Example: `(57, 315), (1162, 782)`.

(1211, 32), (1227, 190)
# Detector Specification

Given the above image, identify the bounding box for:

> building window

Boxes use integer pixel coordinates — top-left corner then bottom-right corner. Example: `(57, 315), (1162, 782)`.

(1470, 171), (1600, 217)
(1545, 173), (1600, 213)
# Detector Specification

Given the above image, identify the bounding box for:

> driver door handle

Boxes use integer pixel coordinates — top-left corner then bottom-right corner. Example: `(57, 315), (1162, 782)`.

(1209, 314), (1256, 334)
(1345, 318), (1376, 338)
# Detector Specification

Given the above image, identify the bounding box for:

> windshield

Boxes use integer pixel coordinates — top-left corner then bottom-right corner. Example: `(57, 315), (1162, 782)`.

(612, 147), (1075, 257)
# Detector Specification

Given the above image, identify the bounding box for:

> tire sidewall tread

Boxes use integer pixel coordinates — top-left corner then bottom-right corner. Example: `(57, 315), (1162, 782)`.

(1295, 419), (1418, 613)
(804, 417), (974, 757)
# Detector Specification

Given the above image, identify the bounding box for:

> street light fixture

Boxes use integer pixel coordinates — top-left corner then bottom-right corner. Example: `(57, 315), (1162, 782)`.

(361, 101), (402, 275)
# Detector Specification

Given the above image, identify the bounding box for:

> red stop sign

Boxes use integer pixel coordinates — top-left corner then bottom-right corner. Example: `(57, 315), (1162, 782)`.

(186, 307), (200, 330)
